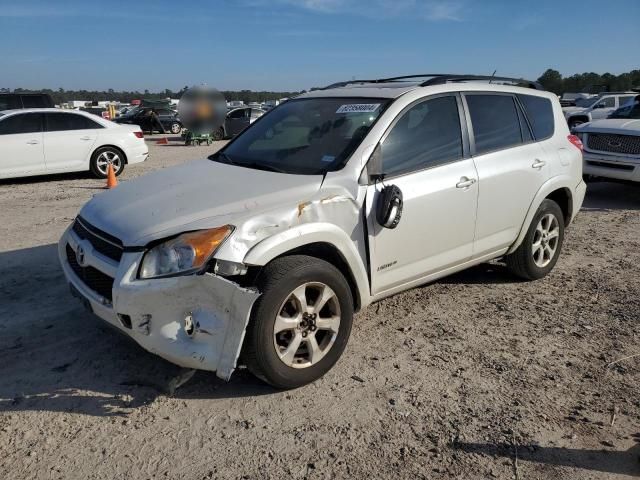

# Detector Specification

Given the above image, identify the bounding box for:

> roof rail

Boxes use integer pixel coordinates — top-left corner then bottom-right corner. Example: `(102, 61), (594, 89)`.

(319, 74), (544, 91)
(420, 74), (543, 90)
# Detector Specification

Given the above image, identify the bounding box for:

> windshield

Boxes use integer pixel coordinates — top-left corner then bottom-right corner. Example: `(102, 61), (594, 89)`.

(609, 100), (640, 119)
(575, 97), (599, 108)
(209, 97), (390, 175)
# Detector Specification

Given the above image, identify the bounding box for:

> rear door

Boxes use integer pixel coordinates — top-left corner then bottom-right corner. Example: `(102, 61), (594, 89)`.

(0, 112), (45, 178)
(226, 108), (250, 136)
(366, 94), (479, 294)
(43, 112), (101, 172)
(463, 93), (550, 257)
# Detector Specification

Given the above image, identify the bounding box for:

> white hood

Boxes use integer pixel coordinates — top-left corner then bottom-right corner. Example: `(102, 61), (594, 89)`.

(79, 159), (324, 246)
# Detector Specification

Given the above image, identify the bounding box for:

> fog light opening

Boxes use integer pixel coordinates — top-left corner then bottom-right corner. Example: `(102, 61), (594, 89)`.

(118, 314), (132, 330)
(183, 313), (195, 337)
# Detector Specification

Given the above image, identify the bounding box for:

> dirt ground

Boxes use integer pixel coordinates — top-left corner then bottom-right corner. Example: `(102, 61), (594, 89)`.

(1, 135), (639, 479)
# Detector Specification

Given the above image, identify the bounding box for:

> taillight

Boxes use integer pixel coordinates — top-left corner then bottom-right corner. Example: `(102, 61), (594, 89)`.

(567, 134), (583, 152)
(133, 131), (144, 139)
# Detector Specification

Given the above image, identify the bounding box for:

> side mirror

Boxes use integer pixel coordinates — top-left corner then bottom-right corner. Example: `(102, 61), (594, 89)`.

(594, 103), (605, 109)
(376, 184), (403, 229)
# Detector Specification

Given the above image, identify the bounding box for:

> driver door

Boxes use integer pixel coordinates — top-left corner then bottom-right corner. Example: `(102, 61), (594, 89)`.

(365, 94), (478, 295)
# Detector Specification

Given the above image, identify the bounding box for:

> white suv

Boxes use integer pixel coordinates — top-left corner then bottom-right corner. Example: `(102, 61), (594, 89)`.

(58, 74), (586, 388)
(563, 92), (637, 128)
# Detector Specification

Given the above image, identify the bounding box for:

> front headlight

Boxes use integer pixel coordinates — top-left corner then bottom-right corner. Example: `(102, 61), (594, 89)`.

(139, 226), (233, 279)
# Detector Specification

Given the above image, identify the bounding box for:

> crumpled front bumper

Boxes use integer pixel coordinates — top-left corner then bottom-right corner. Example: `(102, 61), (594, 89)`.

(58, 225), (260, 380)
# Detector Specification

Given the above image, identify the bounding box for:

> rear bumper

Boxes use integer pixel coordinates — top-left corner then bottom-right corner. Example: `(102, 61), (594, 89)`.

(127, 143), (149, 165)
(583, 152), (640, 182)
(58, 224), (259, 380)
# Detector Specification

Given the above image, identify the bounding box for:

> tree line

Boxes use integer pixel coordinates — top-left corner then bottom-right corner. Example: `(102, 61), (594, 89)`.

(0, 87), (301, 104)
(537, 69), (640, 95)
(3, 69), (639, 103)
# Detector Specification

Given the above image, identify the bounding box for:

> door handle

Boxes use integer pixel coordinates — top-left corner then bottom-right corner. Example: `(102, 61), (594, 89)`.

(80, 136), (92, 141)
(532, 159), (546, 169)
(26, 140), (39, 145)
(456, 176), (477, 189)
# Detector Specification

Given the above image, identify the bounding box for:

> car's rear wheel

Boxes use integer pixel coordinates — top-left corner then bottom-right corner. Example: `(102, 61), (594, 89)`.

(243, 255), (354, 389)
(90, 147), (125, 178)
(569, 118), (586, 129)
(506, 199), (565, 280)
(212, 127), (224, 141)
(170, 122), (182, 134)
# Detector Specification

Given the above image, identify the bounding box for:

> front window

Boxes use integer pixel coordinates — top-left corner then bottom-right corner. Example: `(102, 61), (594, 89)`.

(210, 97), (389, 174)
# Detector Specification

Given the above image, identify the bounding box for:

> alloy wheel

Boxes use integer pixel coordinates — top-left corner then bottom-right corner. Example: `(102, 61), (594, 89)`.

(532, 213), (560, 268)
(273, 282), (341, 369)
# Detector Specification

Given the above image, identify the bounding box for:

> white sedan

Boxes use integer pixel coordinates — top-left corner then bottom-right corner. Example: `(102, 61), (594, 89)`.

(0, 108), (148, 180)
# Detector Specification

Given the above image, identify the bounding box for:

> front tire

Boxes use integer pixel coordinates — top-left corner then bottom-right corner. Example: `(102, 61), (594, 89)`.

(170, 122), (182, 134)
(506, 199), (565, 280)
(569, 118), (586, 129)
(243, 255), (354, 389)
(90, 147), (125, 179)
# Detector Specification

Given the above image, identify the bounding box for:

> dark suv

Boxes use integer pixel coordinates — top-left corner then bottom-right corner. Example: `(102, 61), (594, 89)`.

(114, 106), (182, 134)
(0, 93), (55, 110)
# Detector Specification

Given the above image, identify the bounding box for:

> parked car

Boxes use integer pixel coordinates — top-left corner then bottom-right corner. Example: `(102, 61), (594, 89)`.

(113, 106), (182, 134)
(0, 108), (148, 179)
(213, 107), (264, 139)
(58, 74), (585, 389)
(563, 92), (637, 128)
(0, 93), (54, 111)
(574, 97), (640, 182)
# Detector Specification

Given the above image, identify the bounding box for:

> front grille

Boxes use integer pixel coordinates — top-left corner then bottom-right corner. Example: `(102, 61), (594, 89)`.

(72, 218), (123, 262)
(587, 133), (640, 155)
(66, 244), (114, 302)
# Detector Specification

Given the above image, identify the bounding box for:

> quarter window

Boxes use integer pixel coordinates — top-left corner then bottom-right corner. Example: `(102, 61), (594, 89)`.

(517, 94), (554, 140)
(46, 112), (101, 132)
(466, 94), (522, 155)
(381, 95), (463, 176)
(0, 113), (43, 135)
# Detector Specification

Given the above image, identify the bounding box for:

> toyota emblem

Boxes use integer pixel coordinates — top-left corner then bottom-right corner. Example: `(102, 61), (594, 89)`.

(76, 244), (86, 267)
(608, 140), (622, 148)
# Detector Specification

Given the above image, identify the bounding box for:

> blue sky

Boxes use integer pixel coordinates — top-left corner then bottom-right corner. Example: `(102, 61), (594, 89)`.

(1, 0), (638, 92)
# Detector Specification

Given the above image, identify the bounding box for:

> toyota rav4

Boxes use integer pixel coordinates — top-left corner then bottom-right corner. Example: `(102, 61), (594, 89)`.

(59, 74), (586, 389)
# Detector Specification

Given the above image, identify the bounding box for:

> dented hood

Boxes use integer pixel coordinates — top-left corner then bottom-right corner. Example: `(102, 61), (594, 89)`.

(80, 159), (323, 246)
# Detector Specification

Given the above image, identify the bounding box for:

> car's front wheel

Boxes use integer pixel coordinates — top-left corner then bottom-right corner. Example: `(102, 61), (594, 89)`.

(243, 255), (354, 389)
(90, 146), (125, 179)
(212, 127), (224, 141)
(170, 122), (182, 134)
(506, 199), (565, 280)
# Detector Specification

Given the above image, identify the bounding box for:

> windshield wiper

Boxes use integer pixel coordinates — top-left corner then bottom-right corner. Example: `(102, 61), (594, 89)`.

(210, 151), (234, 164)
(236, 162), (287, 173)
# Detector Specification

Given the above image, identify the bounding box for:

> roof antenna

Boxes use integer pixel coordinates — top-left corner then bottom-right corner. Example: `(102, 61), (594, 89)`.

(489, 70), (497, 84)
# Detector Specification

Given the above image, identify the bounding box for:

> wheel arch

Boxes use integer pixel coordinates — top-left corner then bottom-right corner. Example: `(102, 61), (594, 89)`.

(242, 224), (371, 312)
(92, 144), (128, 164)
(507, 177), (575, 255)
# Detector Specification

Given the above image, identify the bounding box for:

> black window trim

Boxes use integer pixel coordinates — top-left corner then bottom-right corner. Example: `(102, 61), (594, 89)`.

(0, 111), (44, 135)
(368, 92), (471, 182)
(462, 91), (536, 157)
(515, 93), (554, 143)
(44, 111), (104, 132)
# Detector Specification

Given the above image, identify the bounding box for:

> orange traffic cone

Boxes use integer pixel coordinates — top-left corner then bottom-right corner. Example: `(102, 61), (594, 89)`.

(156, 137), (168, 145)
(105, 164), (118, 189)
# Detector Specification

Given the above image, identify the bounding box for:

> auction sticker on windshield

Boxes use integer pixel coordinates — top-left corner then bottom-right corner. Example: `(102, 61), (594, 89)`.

(336, 104), (380, 114)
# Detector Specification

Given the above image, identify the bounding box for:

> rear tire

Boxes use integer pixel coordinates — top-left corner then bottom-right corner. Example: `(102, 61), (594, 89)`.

(90, 146), (125, 179)
(243, 255), (354, 389)
(506, 199), (565, 280)
(212, 127), (224, 141)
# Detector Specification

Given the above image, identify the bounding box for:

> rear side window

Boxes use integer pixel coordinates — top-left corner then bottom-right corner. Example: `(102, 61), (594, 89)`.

(0, 95), (23, 110)
(0, 113), (43, 135)
(46, 112), (102, 132)
(517, 94), (554, 140)
(382, 95), (463, 176)
(465, 94), (522, 155)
